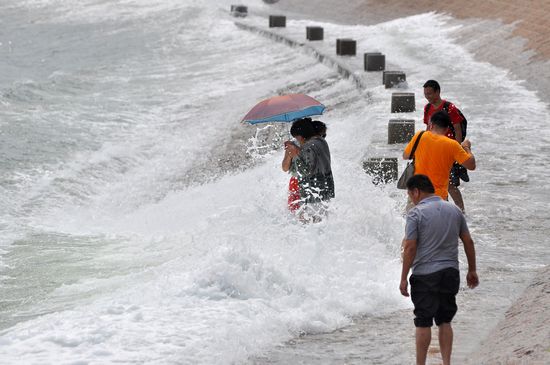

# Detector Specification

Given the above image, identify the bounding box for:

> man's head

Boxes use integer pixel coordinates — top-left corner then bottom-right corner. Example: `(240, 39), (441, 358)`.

(430, 110), (451, 134)
(290, 117), (316, 144)
(406, 174), (435, 205)
(423, 79), (441, 105)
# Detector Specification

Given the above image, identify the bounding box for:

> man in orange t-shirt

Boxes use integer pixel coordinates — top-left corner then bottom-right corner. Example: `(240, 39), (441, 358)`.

(404, 111), (476, 200)
(423, 80), (469, 211)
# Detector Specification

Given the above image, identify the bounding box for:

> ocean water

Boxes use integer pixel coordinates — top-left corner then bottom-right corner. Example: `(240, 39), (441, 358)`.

(1, 1), (549, 364)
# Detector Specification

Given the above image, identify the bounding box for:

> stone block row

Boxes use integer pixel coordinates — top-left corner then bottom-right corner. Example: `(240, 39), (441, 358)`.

(231, 7), (418, 186)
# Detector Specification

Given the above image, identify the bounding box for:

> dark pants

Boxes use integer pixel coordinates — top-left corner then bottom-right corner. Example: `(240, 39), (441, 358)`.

(410, 267), (460, 327)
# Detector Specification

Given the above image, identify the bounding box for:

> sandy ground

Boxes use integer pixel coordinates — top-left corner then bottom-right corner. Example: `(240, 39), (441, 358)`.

(467, 266), (550, 364)
(248, 0), (550, 363)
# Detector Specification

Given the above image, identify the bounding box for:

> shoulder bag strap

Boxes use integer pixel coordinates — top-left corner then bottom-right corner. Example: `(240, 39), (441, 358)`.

(409, 131), (425, 160)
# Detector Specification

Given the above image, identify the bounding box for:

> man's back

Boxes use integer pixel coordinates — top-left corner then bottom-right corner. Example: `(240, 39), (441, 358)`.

(406, 196), (468, 275)
(295, 136), (335, 202)
(303, 136), (331, 175)
(404, 131), (470, 199)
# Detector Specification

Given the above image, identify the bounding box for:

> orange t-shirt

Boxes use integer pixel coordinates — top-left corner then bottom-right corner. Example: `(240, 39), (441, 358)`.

(404, 131), (471, 199)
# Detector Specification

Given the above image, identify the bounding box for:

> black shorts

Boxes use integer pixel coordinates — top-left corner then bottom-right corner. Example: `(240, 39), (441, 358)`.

(409, 267), (460, 327)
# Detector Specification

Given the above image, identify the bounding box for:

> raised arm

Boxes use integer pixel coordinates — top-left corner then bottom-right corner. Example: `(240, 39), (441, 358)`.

(281, 151), (293, 172)
(460, 139), (476, 170)
(282, 141), (300, 172)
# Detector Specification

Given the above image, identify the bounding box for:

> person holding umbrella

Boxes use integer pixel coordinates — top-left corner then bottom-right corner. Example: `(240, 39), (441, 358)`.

(282, 119), (329, 213)
(283, 118), (335, 222)
(242, 94), (333, 220)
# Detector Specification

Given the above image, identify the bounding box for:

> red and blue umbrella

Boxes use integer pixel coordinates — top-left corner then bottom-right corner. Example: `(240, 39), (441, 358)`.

(242, 94), (325, 125)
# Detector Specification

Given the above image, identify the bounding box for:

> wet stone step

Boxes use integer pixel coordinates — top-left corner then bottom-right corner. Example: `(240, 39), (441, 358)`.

(388, 119), (415, 144)
(269, 15), (286, 28)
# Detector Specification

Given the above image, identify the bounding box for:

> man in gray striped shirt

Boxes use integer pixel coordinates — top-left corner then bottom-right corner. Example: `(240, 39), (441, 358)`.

(400, 174), (479, 365)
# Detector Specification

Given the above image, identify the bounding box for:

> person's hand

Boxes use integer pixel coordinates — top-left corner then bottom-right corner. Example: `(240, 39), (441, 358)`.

(466, 270), (479, 289)
(461, 139), (471, 149)
(284, 141), (299, 157)
(399, 278), (409, 297)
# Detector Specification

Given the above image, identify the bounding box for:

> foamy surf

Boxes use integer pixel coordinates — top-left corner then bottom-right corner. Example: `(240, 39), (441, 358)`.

(1, 0), (549, 364)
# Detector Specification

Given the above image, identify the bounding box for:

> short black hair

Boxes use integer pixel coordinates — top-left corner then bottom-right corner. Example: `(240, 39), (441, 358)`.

(406, 174), (435, 193)
(423, 80), (441, 92)
(290, 118), (316, 139)
(311, 120), (327, 138)
(430, 110), (451, 129)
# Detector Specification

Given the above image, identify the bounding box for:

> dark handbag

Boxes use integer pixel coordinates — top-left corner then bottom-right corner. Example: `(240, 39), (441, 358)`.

(397, 131), (425, 189)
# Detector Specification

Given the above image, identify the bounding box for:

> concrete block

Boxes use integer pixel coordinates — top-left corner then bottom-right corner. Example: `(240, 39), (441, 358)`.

(391, 93), (416, 113)
(269, 15), (286, 28)
(383, 71), (406, 88)
(230, 5), (248, 17)
(306, 26), (324, 41)
(363, 157), (398, 185)
(336, 38), (356, 56)
(364, 53), (385, 71)
(388, 119), (415, 144)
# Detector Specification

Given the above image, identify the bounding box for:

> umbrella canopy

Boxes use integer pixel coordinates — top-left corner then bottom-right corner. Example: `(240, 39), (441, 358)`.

(242, 94), (325, 125)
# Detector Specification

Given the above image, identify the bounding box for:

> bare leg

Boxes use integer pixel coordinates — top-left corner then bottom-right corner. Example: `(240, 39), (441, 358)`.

(448, 183), (465, 213)
(416, 327), (431, 365)
(438, 323), (453, 365)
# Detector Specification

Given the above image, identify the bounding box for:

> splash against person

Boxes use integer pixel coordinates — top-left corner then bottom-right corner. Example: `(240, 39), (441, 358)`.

(282, 118), (334, 222)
